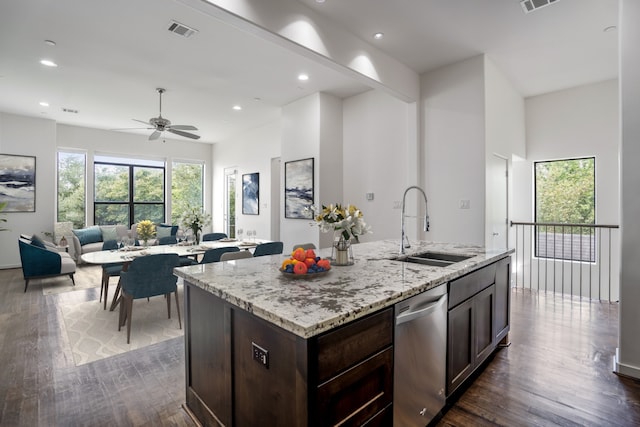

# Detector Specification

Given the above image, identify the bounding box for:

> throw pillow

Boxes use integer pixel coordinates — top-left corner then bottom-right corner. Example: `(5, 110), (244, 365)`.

(31, 234), (46, 249)
(100, 226), (119, 242)
(156, 223), (178, 239)
(72, 225), (102, 246)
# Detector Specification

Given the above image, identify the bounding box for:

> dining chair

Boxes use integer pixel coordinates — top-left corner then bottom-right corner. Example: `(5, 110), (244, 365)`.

(202, 232), (228, 241)
(118, 253), (181, 344)
(100, 240), (123, 310)
(200, 246), (240, 264)
(253, 241), (284, 257)
(292, 243), (316, 251)
(220, 250), (253, 262)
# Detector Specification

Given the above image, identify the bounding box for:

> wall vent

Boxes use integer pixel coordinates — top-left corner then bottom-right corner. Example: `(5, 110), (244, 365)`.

(521, 0), (559, 14)
(168, 20), (198, 38)
(61, 108), (78, 114)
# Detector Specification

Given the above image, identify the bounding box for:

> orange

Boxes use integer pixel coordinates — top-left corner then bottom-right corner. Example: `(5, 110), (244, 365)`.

(292, 247), (306, 262)
(293, 262), (308, 275)
(317, 259), (331, 270)
(304, 257), (316, 268)
(305, 249), (316, 259)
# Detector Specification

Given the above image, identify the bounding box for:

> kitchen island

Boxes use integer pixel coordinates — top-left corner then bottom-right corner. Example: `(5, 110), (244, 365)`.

(174, 240), (512, 426)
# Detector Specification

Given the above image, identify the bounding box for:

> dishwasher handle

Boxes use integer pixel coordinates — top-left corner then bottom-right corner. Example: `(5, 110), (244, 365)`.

(395, 294), (447, 326)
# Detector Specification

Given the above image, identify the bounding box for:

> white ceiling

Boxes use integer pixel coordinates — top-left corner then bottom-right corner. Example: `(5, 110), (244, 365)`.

(0, 0), (619, 144)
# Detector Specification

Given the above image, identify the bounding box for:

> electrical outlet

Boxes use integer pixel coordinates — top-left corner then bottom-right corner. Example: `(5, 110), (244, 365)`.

(252, 342), (269, 369)
(459, 199), (470, 209)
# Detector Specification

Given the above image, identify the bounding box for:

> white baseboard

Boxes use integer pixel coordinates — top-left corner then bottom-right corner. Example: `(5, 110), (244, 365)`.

(613, 347), (640, 379)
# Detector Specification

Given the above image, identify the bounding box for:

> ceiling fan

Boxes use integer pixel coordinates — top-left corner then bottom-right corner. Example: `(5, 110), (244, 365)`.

(127, 88), (200, 141)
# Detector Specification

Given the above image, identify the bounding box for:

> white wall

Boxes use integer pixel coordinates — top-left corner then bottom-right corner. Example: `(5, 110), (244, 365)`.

(318, 93), (344, 249)
(0, 113), (57, 268)
(211, 120), (281, 240)
(421, 55), (486, 245)
(484, 57), (526, 250)
(513, 80), (619, 224)
(616, 0), (640, 379)
(343, 89), (411, 243)
(511, 80), (620, 300)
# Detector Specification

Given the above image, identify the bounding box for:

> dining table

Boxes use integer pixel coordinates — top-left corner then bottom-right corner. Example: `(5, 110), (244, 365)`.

(81, 238), (269, 311)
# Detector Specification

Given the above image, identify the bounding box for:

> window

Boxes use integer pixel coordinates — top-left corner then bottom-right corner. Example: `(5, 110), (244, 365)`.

(171, 161), (204, 225)
(94, 156), (165, 225)
(57, 151), (86, 228)
(225, 168), (237, 238)
(534, 157), (595, 261)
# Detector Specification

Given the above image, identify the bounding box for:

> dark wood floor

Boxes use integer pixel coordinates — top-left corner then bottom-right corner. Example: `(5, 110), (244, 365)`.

(1, 266), (639, 426)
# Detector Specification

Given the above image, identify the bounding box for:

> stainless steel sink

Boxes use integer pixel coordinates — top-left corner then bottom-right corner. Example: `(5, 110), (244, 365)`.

(395, 251), (474, 267)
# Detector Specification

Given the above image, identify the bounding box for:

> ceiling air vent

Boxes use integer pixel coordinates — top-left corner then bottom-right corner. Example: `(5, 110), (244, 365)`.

(61, 108), (78, 114)
(521, 0), (559, 14)
(168, 20), (198, 38)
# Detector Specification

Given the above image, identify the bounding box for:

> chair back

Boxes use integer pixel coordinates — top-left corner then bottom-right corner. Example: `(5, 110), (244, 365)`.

(253, 241), (284, 257)
(120, 253), (180, 299)
(220, 251), (253, 262)
(200, 246), (240, 264)
(292, 243), (316, 251)
(102, 240), (119, 251)
(158, 236), (177, 245)
(202, 232), (228, 241)
(18, 238), (62, 277)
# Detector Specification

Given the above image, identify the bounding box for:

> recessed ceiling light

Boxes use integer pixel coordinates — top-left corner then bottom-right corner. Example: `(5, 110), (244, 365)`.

(373, 32), (384, 40)
(232, 105), (242, 111)
(604, 25), (617, 32)
(40, 59), (57, 67)
(315, 0), (326, 3)
(298, 73), (309, 81)
(39, 101), (49, 107)
(44, 40), (56, 46)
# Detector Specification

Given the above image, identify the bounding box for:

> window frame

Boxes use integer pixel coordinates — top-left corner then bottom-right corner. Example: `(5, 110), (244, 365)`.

(94, 159), (166, 226)
(533, 156), (596, 262)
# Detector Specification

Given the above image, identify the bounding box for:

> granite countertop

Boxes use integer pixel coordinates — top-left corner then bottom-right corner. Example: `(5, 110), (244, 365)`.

(174, 240), (513, 339)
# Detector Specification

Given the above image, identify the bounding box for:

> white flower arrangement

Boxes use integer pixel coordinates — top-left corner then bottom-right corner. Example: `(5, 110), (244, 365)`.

(180, 207), (212, 236)
(311, 203), (371, 242)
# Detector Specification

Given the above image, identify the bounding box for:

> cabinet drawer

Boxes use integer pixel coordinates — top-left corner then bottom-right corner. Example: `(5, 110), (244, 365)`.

(317, 308), (393, 383)
(448, 262), (497, 309)
(317, 348), (393, 427)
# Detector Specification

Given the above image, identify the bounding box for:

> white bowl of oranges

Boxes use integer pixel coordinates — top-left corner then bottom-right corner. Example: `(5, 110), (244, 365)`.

(280, 247), (331, 278)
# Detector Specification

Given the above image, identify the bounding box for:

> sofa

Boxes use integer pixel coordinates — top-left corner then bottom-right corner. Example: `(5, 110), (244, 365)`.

(70, 223), (179, 263)
(70, 225), (130, 263)
(18, 235), (76, 292)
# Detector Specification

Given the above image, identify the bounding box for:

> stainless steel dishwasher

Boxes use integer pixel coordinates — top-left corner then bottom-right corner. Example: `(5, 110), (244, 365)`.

(394, 285), (448, 426)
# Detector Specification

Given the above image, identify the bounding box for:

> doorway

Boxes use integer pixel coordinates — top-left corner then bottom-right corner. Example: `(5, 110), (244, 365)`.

(488, 154), (508, 251)
(224, 168), (237, 238)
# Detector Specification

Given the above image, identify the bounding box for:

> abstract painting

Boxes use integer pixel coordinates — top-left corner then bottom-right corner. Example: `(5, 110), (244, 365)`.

(0, 154), (36, 212)
(242, 172), (259, 215)
(284, 158), (314, 219)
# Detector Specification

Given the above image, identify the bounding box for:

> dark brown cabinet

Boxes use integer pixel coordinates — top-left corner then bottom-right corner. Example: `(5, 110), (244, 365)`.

(184, 283), (393, 427)
(446, 256), (510, 396)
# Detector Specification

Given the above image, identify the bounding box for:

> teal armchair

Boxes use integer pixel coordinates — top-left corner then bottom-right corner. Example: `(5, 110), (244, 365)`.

(18, 237), (76, 292)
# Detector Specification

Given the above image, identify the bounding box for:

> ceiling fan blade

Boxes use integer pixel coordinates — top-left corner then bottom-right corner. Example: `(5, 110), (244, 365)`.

(110, 127), (153, 131)
(169, 125), (198, 131)
(133, 119), (151, 126)
(149, 130), (161, 141)
(168, 128), (201, 140)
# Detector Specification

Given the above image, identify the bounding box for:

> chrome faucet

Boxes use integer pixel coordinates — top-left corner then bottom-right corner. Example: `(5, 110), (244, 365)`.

(400, 186), (429, 254)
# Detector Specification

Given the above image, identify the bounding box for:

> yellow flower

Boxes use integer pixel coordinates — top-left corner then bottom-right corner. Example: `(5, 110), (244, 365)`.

(136, 220), (156, 241)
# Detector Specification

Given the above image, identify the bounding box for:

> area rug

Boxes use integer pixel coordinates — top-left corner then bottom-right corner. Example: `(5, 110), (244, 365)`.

(61, 285), (184, 366)
(41, 264), (103, 295)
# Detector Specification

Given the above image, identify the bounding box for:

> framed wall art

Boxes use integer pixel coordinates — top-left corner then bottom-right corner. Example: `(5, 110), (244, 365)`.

(0, 154), (36, 212)
(284, 157), (314, 219)
(242, 172), (260, 215)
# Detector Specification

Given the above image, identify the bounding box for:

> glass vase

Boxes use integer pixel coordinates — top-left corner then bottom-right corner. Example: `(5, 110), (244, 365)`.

(331, 232), (354, 266)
